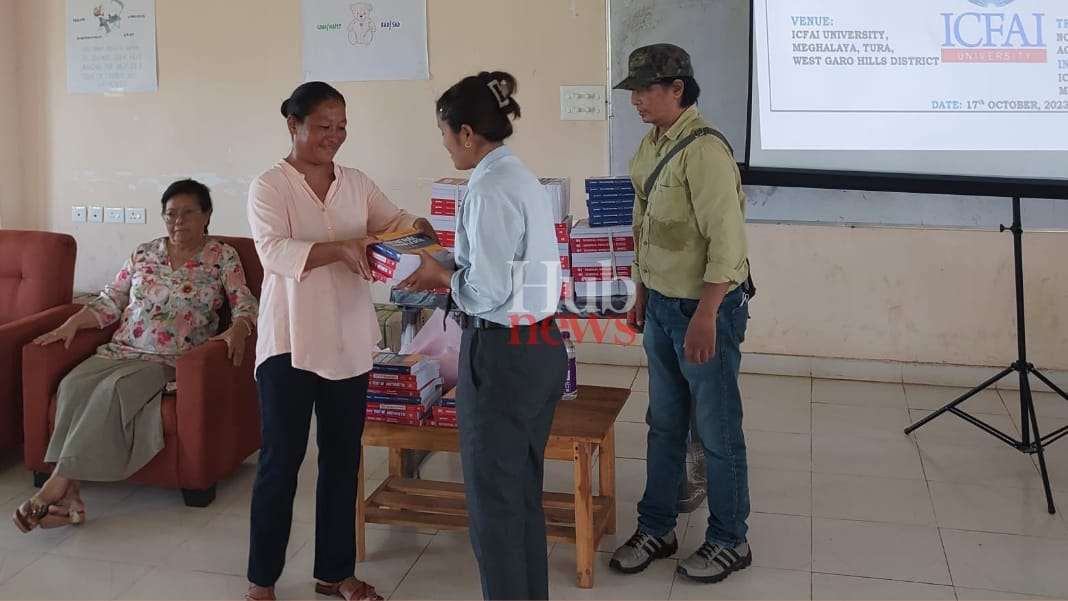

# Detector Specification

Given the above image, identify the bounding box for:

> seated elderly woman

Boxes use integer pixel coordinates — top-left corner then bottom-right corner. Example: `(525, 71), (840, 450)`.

(12, 179), (258, 533)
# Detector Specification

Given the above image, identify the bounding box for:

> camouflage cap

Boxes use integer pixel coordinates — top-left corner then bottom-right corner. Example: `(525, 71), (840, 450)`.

(614, 43), (694, 91)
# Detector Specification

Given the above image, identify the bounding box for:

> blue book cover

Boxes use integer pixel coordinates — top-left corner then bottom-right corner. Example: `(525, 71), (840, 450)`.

(586, 198), (635, 207)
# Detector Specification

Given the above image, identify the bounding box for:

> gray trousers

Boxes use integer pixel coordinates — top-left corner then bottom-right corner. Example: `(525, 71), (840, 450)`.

(457, 322), (567, 600)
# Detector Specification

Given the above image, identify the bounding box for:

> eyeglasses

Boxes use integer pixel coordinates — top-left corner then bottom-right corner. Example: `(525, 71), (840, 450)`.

(162, 208), (203, 223)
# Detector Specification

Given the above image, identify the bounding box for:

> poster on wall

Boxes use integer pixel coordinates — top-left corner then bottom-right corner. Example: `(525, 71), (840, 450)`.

(66, 0), (158, 94)
(301, 0), (429, 82)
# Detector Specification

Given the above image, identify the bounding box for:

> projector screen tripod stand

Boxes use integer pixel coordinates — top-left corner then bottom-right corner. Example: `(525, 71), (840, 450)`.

(905, 197), (1068, 515)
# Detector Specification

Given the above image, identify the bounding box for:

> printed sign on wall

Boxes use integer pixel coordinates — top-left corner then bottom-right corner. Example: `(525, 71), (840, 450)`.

(67, 0), (158, 94)
(302, 0), (430, 82)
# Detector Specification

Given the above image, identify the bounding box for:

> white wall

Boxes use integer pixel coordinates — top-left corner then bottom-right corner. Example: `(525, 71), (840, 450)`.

(15, 0), (608, 291)
(10, 0), (1068, 369)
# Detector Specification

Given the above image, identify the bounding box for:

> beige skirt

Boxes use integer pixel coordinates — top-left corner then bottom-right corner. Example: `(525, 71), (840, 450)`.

(44, 356), (174, 481)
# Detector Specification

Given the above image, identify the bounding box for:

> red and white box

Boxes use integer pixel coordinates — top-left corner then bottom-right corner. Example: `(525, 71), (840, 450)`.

(554, 216), (573, 244)
(430, 178), (468, 249)
(556, 216), (573, 295)
(430, 198), (457, 217)
(568, 220), (634, 299)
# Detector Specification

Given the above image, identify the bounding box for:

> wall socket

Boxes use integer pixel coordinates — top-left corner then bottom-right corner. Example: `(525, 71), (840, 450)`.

(71, 206), (87, 223)
(560, 85), (607, 121)
(105, 207), (125, 224)
(125, 207), (146, 224)
(88, 206), (104, 223)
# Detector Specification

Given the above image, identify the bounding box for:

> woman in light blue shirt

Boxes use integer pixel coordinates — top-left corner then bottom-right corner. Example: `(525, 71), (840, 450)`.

(399, 70), (567, 601)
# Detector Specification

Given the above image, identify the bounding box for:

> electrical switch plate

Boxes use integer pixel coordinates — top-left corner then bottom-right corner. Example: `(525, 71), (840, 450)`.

(125, 207), (146, 224)
(88, 206), (104, 223)
(105, 207), (125, 224)
(560, 85), (606, 121)
(71, 206), (87, 223)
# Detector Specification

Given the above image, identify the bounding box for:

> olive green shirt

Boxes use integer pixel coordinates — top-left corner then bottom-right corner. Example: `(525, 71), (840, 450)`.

(629, 106), (749, 300)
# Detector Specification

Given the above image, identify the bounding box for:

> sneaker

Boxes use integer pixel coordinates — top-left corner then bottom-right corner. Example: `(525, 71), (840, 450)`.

(609, 530), (678, 574)
(677, 541), (752, 583)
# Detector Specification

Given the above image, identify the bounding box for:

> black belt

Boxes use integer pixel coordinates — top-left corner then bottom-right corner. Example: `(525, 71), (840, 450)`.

(458, 314), (555, 330)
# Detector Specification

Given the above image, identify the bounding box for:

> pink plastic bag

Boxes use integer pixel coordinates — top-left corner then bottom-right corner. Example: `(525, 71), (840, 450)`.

(400, 308), (461, 390)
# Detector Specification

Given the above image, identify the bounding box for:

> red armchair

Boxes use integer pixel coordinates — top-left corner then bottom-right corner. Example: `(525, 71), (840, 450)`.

(0, 231), (78, 450)
(22, 236), (263, 507)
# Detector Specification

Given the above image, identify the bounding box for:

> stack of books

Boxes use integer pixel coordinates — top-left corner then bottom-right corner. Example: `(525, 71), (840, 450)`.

(429, 387), (457, 428)
(569, 219), (635, 298)
(368, 228), (454, 290)
(429, 178), (468, 250)
(429, 176), (574, 303)
(366, 353), (442, 426)
(585, 177), (635, 227)
(429, 177), (572, 251)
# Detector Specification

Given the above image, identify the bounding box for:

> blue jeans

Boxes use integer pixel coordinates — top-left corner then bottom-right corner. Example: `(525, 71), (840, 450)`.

(637, 287), (750, 547)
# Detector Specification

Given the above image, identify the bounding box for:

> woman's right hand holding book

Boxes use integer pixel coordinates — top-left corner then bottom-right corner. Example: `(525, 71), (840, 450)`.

(337, 237), (379, 281)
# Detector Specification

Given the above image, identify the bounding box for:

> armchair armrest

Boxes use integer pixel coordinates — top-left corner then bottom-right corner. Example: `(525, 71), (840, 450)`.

(174, 333), (259, 489)
(21, 321), (118, 468)
(0, 304), (81, 448)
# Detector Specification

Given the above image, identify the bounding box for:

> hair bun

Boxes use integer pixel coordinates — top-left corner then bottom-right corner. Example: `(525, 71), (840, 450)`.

(280, 98), (291, 118)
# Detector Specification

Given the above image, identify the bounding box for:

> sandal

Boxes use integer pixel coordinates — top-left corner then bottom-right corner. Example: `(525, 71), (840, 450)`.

(39, 503), (86, 529)
(47, 495), (87, 529)
(12, 497), (50, 533)
(245, 584), (275, 601)
(315, 577), (383, 601)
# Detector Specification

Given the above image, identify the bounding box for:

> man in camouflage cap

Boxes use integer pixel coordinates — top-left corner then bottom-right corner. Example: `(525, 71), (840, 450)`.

(609, 43), (754, 585)
(612, 43), (695, 91)
(621, 44), (711, 517)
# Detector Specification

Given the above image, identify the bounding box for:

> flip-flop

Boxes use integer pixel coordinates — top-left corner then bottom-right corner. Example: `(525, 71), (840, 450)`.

(315, 577), (383, 601)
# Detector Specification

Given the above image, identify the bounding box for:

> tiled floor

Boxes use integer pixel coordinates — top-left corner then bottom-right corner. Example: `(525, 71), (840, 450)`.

(1, 366), (1067, 599)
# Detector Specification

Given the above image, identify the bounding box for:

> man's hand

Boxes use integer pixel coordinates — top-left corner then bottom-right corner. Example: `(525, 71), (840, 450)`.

(396, 251), (453, 292)
(626, 283), (647, 333)
(683, 282), (731, 364)
(683, 313), (716, 364)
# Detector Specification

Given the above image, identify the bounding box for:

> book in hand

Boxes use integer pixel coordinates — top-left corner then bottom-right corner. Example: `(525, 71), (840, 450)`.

(367, 228), (455, 287)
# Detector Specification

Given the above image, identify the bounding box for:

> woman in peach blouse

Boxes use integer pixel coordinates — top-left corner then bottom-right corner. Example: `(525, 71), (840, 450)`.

(245, 82), (434, 601)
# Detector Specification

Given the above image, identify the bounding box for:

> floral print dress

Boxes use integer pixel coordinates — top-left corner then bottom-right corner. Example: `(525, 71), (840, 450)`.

(85, 237), (259, 366)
